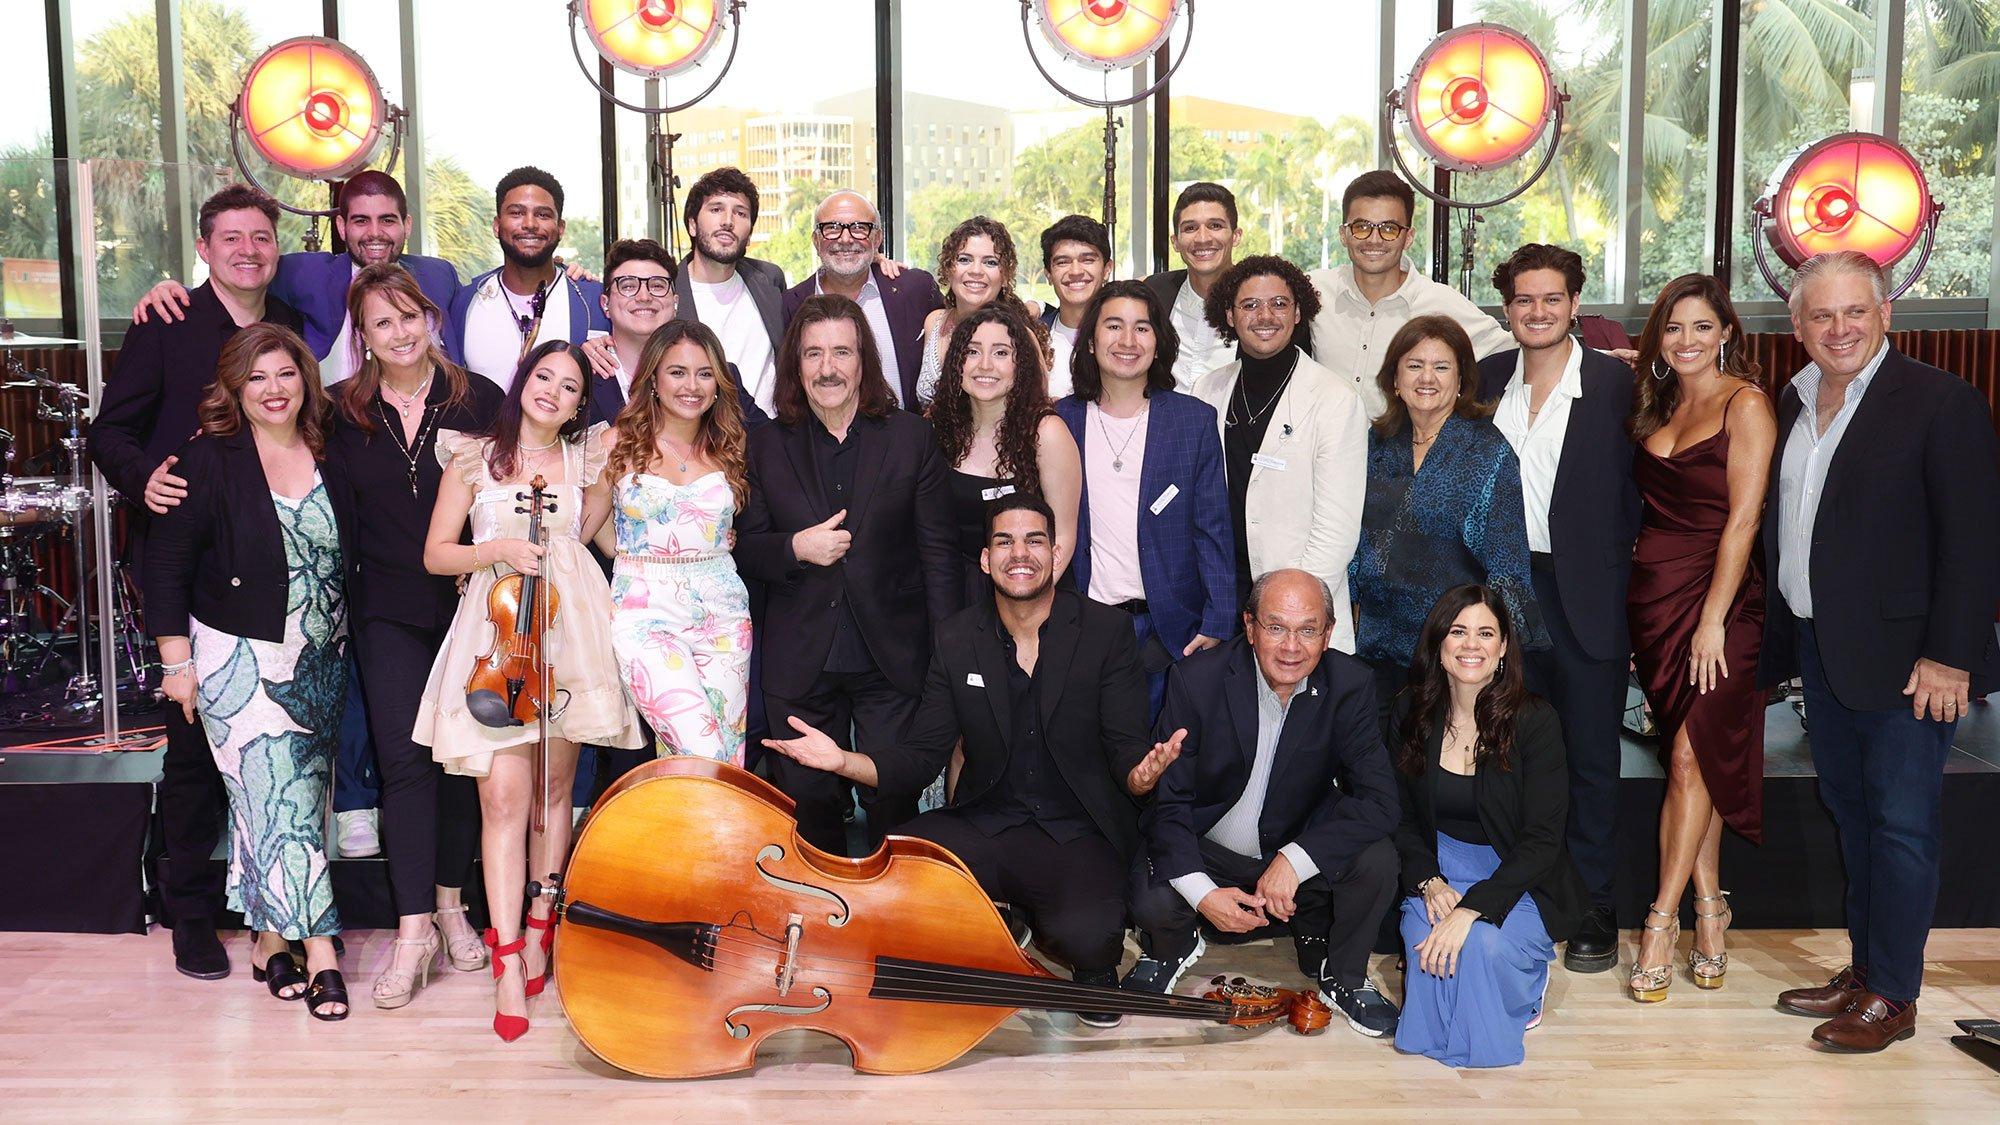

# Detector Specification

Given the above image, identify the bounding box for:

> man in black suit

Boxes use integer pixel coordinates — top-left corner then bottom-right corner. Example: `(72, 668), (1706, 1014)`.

(1476, 244), (1640, 973)
(735, 293), (961, 854)
(675, 167), (788, 415)
(765, 494), (1170, 1027)
(780, 190), (941, 411)
(1123, 569), (1404, 1038)
(1764, 252), (2000, 1053)
(87, 183), (302, 981)
(1145, 182), (1242, 390)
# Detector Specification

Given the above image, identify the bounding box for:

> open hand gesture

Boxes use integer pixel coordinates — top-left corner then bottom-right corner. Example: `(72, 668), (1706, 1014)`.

(1126, 727), (1186, 796)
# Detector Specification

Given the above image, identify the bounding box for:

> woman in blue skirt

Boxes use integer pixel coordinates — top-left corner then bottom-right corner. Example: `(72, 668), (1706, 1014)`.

(1388, 584), (1588, 1067)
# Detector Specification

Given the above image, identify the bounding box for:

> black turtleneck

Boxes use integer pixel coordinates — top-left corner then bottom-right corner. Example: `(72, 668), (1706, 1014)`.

(1222, 345), (1301, 601)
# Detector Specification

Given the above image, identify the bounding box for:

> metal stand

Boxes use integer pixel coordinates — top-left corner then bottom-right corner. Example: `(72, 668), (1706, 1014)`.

(650, 115), (686, 258)
(1101, 106), (1121, 260)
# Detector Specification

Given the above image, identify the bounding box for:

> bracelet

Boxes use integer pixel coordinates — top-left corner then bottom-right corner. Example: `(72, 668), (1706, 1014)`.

(160, 657), (194, 676)
(472, 542), (483, 570)
(1416, 876), (1443, 895)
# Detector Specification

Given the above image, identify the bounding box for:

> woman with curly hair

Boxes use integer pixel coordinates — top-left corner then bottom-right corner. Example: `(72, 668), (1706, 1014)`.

(915, 215), (1046, 407)
(593, 320), (754, 766)
(928, 305), (1081, 604)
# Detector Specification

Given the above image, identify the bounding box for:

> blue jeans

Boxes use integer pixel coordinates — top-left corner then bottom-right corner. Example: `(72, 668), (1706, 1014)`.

(332, 656), (378, 814)
(1797, 619), (1956, 1003)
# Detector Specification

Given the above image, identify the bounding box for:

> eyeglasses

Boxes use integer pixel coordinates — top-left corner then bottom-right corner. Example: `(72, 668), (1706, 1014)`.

(1233, 295), (1295, 315)
(609, 275), (673, 298)
(1344, 219), (1409, 240)
(1257, 620), (1324, 644)
(815, 221), (878, 241)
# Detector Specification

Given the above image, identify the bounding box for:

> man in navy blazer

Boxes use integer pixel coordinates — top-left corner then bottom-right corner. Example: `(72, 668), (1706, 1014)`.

(443, 166), (608, 389)
(1125, 569), (1403, 1038)
(781, 189), (941, 411)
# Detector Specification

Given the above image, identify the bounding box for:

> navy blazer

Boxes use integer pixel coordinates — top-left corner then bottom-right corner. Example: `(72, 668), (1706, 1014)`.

(1476, 345), (1641, 662)
(441, 268), (609, 374)
(273, 252), (461, 359)
(675, 255), (787, 354)
(1144, 637), (1400, 885)
(781, 263), (944, 409)
(1758, 348), (2000, 708)
(1054, 390), (1237, 652)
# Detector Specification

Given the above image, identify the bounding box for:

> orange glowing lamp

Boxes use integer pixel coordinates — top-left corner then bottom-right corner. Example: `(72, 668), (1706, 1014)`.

(580, 0), (724, 79)
(1403, 24), (1556, 173)
(1035, 0), (1182, 69)
(1751, 132), (1942, 300)
(236, 37), (392, 182)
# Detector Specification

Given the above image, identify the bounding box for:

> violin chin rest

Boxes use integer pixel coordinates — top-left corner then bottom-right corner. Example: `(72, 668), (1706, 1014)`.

(467, 689), (526, 729)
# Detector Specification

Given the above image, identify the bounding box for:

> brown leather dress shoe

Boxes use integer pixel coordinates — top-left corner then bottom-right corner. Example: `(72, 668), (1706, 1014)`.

(1812, 993), (1916, 1052)
(1777, 966), (1864, 1016)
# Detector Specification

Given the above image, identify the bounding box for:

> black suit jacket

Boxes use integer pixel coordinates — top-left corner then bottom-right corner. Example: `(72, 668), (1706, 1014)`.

(734, 409), (961, 698)
(1143, 638), (1400, 885)
(1759, 348), (2000, 708)
(781, 264), (944, 409)
(873, 590), (1152, 858)
(672, 255), (787, 353)
(143, 427), (356, 644)
(1144, 269), (1187, 316)
(1476, 345), (1641, 661)
(1390, 695), (1588, 941)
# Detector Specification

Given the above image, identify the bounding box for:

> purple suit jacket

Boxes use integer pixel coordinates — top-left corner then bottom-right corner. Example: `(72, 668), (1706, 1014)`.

(782, 263), (943, 409)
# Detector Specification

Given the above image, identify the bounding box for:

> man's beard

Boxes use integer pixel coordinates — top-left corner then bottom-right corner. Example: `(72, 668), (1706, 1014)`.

(992, 570), (1053, 603)
(501, 236), (557, 271)
(699, 229), (748, 267)
(346, 240), (402, 268)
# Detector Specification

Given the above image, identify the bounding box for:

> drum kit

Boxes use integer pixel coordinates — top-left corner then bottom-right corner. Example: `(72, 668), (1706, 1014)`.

(0, 339), (154, 727)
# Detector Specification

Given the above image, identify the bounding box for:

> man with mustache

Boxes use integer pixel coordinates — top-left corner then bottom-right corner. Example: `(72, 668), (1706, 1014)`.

(1147, 183), (1242, 391)
(674, 167), (788, 415)
(443, 166), (609, 391)
(781, 189), (940, 410)
(765, 493), (1172, 1028)
(89, 184), (304, 982)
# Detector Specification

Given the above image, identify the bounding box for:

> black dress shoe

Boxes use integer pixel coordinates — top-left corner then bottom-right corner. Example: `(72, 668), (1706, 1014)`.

(172, 919), (230, 980)
(1563, 904), (1618, 973)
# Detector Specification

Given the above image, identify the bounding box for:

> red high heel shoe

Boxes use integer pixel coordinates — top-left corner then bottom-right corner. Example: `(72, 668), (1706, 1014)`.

(485, 928), (530, 1042)
(524, 912), (556, 997)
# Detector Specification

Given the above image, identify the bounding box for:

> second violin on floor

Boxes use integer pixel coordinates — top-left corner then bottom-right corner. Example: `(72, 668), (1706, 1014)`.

(539, 758), (1330, 1078)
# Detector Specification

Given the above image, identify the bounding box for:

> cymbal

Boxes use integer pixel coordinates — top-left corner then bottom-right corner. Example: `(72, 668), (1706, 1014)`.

(0, 333), (82, 347)
(2, 380), (50, 390)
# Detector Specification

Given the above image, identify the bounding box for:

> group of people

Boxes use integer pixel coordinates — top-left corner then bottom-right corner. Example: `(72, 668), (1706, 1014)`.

(88, 158), (1998, 1068)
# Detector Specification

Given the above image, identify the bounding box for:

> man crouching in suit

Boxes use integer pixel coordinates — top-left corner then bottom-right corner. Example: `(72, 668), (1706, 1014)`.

(764, 494), (1180, 1028)
(1123, 568), (1404, 1039)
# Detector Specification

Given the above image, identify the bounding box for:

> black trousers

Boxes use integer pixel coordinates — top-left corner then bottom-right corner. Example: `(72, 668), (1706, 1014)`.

(1523, 557), (1628, 908)
(353, 617), (481, 916)
(763, 668), (920, 855)
(156, 705), (226, 923)
(1130, 836), (1399, 990)
(902, 812), (1127, 973)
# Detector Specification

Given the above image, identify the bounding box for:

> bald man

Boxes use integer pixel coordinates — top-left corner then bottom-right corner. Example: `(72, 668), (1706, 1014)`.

(782, 190), (943, 409)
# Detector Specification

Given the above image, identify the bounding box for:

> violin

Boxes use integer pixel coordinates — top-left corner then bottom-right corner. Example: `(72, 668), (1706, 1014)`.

(541, 758), (1330, 1079)
(465, 474), (560, 731)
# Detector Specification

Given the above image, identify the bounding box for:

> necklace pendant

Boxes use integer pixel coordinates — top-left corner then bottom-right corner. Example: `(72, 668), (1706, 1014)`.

(1112, 458), (1124, 472)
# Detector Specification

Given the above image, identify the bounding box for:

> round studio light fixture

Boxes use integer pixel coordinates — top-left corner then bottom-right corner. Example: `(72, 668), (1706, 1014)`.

(1033, 0), (1182, 69)
(1401, 23), (1556, 174)
(580, 0), (725, 79)
(1757, 131), (1935, 269)
(236, 36), (391, 181)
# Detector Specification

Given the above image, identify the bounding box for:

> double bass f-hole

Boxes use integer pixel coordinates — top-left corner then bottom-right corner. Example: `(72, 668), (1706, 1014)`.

(753, 844), (851, 927)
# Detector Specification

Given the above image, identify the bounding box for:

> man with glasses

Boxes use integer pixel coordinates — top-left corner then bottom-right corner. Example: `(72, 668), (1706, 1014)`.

(782, 189), (941, 410)
(675, 167), (788, 413)
(1123, 568), (1402, 1039)
(1306, 171), (1513, 419)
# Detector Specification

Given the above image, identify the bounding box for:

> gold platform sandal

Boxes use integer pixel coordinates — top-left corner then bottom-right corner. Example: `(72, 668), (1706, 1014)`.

(1690, 892), (1732, 990)
(1628, 906), (1677, 1003)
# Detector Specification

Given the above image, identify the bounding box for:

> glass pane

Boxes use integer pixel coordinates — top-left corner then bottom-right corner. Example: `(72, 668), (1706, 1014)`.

(74, 1), (162, 164)
(1895, 1), (1995, 300)
(1641, 0), (1714, 293)
(0, 5), (56, 327)
(1167, 2), (1381, 271)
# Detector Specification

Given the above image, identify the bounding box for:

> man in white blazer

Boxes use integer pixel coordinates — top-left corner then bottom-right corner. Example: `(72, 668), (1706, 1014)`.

(1193, 256), (1369, 654)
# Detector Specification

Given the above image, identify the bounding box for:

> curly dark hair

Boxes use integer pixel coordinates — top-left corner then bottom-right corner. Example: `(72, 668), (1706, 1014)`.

(1202, 255), (1323, 340)
(938, 215), (1020, 309)
(683, 166), (760, 229)
(1069, 279), (1179, 401)
(927, 305), (1051, 487)
(495, 165), (564, 216)
(1395, 585), (1529, 777)
(1630, 272), (1764, 443)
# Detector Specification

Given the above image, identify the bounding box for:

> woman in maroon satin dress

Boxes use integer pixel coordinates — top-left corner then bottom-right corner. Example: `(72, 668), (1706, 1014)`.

(1625, 273), (1776, 1003)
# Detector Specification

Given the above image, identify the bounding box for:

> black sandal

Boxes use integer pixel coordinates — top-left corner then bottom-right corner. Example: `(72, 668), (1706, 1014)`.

(305, 969), (350, 1022)
(253, 951), (307, 1001)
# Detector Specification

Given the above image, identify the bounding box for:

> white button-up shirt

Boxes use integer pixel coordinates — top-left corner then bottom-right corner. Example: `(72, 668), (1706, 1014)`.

(1777, 341), (1890, 620)
(1170, 278), (1228, 392)
(1168, 672), (1323, 909)
(1307, 256), (1515, 422)
(1493, 337), (1584, 554)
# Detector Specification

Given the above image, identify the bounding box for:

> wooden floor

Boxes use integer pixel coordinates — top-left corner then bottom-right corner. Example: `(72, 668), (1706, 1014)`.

(3, 928), (1997, 1120)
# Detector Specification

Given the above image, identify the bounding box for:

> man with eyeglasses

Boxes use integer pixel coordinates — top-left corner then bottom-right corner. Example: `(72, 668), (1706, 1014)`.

(1123, 568), (1402, 1039)
(1306, 170), (1513, 419)
(782, 189), (941, 410)
(675, 167), (788, 414)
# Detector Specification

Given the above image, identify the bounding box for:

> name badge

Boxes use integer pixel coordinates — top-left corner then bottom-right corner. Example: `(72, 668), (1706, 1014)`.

(1149, 484), (1180, 515)
(980, 484), (1017, 502)
(1250, 453), (1288, 471)
(966, 673), (985, 687)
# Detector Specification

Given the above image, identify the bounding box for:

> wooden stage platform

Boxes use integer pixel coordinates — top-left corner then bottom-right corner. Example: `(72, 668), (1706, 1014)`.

(3, 927), (1996, 1120)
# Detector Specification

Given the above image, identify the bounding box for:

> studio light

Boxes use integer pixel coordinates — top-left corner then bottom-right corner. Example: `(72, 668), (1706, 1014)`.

(568, 0), (745, 255)
(230, 36), (406, 251)
(1751, 131), (1942, 300)
(1022, 0), (1194, 254)
(1384, 23), (1568, 295)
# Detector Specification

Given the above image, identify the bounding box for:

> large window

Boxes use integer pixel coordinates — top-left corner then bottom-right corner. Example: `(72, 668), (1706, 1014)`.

(1640, 0), (1715, 296)
(1894, 0), (1996, 300)
(0, 3), (56, 324)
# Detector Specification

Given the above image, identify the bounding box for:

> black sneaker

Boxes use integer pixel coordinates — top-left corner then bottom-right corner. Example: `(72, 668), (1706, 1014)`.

(1072, 966), (1123, 1028)
(1119, 933), (1207, 995)
(172, 918), (229, 980)
(1563, 904), (1618, 973)
(1320, 980), (1400, 1038)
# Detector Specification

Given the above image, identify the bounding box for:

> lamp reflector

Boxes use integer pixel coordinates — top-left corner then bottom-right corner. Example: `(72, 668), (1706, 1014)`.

(1035, 0), (1181, 69)
(237, 37), (388, 181)
(583, 0), (724, 79)
(1404, 23), (1555, 173)
(1758, 132), (1933, 269)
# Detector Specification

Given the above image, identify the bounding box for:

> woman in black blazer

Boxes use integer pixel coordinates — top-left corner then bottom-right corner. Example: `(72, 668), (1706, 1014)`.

(1389, 584), (1587, 1068)
(146, 324), (355, 1021)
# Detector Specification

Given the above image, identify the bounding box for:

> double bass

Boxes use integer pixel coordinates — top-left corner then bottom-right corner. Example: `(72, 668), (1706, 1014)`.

(541, 758), (1329, 1078)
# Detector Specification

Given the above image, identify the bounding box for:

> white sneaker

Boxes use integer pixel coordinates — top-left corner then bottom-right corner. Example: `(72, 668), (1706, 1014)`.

(336, 809), (381, 858)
